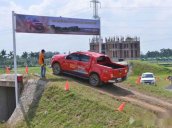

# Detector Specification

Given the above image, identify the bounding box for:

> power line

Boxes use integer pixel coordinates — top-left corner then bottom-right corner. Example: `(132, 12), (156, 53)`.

(142, 38), (172, 42)
(101, 6), (172, 9)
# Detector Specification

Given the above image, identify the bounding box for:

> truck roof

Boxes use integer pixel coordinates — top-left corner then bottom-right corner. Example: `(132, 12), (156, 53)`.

(75, 51), (106, 58)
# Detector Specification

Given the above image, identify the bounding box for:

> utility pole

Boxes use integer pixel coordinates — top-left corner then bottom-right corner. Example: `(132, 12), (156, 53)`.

(90, 0), (102, 53)
(90, 0), (100, 19)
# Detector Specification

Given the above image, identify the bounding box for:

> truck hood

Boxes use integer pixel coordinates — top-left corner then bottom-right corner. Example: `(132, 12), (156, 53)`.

(52, 54), (66, 59)
(51, 54), (66, 64)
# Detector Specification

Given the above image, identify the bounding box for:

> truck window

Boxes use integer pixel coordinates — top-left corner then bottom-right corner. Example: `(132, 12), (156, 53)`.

(97, 56), (106, 63)
(97, 56), (111, 64)
(66, 53), (79, 61)
(79, 54), (90, 62)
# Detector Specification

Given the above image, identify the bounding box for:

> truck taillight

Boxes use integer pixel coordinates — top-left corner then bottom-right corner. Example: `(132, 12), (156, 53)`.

(125, 69), (127, 73)
(110, 74), (113, 78)
(103, 70), (108, 73)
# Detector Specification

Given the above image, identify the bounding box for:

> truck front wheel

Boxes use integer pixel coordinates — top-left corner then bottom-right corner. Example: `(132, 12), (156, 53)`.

(89, 73), (102, 87)
(52, 63), (61, 75)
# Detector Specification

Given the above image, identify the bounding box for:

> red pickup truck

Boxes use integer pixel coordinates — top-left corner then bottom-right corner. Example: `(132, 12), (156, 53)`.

(51, 51), (128, 86)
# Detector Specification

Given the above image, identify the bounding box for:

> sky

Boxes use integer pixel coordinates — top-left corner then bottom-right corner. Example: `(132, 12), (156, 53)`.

(0, 0), (172, 55)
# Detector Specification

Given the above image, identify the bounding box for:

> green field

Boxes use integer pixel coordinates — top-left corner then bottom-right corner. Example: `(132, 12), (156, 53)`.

(166, 66), (172, 70)
(124, 60), (172, 98)
(0, 66), (41, 76)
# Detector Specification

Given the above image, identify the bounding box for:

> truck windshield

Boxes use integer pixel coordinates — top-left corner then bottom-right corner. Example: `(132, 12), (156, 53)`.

(142, 74), (154, 78)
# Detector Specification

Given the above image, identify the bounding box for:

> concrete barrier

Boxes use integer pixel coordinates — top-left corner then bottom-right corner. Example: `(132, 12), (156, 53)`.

(0, 74), (23, 122)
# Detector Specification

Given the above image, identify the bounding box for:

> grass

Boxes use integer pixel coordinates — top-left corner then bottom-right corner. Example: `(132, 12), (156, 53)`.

(0, 68), (5, 74)
(0, 66), (43, 78)
(166, 67), (172, 70)
(125, 60), (172, 98)
(0, 65), (172, 127)
(0, 123), (5, 128)
(129, 60), (172, 76)
(16, 73), (158, 128)
(125, 75), (172, 98)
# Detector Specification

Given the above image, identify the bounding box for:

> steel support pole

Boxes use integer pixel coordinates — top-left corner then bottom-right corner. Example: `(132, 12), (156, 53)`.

(12, 11), (19, 106)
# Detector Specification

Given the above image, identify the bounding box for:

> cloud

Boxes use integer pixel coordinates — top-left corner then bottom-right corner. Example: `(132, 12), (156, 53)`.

(1, 0), (172, 54)
(0, 0), (92, 29)
(56, 0), (89, 17)
(0, 1), (26, 30)
(98, 0), (172, 53)
(28, 0), (55, 15)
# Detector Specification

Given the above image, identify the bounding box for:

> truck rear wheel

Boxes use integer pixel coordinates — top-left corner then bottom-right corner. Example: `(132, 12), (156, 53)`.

(52, 63), (61, 75)
(89, 73), (102, 87)
(122, 76), (127, 81)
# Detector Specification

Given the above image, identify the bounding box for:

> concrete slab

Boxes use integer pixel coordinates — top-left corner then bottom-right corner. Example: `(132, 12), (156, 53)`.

(0, 74), (23, 122)
(0, 81), (14, 87)
(0, 74), (23, 82)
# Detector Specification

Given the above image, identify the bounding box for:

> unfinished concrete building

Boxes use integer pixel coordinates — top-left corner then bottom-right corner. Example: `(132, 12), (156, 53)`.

(89, 36), (140, 61)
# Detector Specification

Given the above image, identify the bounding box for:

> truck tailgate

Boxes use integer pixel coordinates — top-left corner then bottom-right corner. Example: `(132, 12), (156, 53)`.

(113, 68), (128, 78)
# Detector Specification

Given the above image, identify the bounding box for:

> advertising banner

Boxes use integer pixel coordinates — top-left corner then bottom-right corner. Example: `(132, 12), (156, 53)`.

(16, 14), (100, 35)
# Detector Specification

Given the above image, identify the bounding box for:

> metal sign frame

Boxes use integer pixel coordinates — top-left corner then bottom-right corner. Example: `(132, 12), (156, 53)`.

(12, 11), (18, 106)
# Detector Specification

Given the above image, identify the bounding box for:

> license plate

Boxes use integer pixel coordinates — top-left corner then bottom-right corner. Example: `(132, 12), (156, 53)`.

(117, 78), (122, 81)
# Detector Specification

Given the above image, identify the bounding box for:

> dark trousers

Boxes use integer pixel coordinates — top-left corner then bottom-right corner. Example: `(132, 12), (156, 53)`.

(41, 65), (46, 78)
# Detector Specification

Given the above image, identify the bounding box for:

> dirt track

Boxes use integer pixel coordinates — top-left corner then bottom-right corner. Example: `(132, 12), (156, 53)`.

(96, 84), (172, 116)
(89, 83), (172, 128)
(59, 74), (172, 117)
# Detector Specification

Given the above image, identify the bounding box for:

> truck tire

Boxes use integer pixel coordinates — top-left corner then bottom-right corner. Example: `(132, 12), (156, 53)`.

(89, 73), (102, 87)
(122, 76), (127, 81)
(52, 63), (61, 75)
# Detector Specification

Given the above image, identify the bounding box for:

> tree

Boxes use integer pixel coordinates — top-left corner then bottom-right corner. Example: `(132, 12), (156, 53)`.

(146, 51), (160, 58)
(34, 52), (39, 58)
(160, 48), (172, 57)
(0, 49), (7, 67)
(29, 52), (35, 58)
(144, 48), (172, 59)
(8, 51), (14, 59)
(1, 49), (7, 59)
(0, 53), (2, 59)
(45, 51), (54, 59)
(21, 52), (28, 59)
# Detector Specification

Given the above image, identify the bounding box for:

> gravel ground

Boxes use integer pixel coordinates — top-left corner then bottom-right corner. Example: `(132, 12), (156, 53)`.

(166, 85), (172, 91)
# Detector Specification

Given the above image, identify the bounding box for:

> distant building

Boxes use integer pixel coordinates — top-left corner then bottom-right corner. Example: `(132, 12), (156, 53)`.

(89, 36), (140, 61)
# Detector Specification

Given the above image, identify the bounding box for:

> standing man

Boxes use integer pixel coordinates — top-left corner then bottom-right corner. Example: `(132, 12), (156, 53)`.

(38, 49), (46, 78)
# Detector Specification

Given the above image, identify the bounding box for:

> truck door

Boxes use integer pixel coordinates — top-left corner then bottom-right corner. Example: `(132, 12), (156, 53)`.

(77, 54), (91, 77)
(62, 53), (79, 73)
